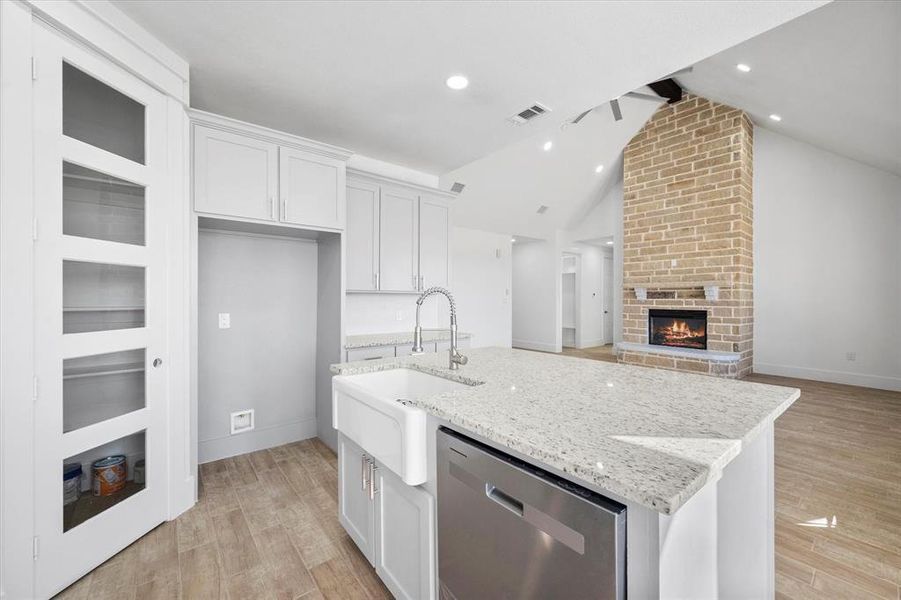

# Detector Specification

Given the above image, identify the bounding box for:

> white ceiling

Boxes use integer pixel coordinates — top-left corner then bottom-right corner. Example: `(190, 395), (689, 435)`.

(441, 94), (657, 239)
(678, 0), (901, 176)
(112, 0), (824, 174)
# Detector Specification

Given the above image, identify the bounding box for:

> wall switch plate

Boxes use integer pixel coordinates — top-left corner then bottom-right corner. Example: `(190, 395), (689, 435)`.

(218, 313), (230, 329)
(671, 259), (678, 267)
(395, 310), (403, 321)
(230, 409), (254, 434)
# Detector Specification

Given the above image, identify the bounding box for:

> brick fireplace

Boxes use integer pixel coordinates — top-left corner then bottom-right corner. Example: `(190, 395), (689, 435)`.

(617, 94), (753, 378)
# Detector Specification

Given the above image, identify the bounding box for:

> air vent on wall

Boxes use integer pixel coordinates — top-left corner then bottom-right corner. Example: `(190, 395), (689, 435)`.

(509, 102), (551, 125)
(450, 182), (466, 194)
(536, 205), (549, 214)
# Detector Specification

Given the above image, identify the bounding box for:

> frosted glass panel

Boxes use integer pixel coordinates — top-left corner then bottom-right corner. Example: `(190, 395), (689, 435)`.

(63, 349), (145, 433)
(63, 62), (145, 164)
(63, 261), (145, 333)
(63, 162), (145, 245)
(63, 430), (146, 532)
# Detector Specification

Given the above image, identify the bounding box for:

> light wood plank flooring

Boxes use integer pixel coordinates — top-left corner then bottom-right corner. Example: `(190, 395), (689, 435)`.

(747, 374), (901, 600)
(56, 370), (901, 599)
(560, 344), (617, 363)
(55, 438), (388, 600)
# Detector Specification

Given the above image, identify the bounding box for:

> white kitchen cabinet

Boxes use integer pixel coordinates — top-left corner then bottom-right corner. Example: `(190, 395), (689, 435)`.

(346, 180), (380, 291)
(279, 147), (345, 230)
(191, 112), (351, 230)
(345, 345), (395, 362)
(345, 172), (456, 294)
(419, 195), (451, 290)
(194, 125), (278, 221)
(379, 186), (420, 292)
(338, 436), (376, 564)
(375, 466), (436, 600)
(338, 434), (436, 599)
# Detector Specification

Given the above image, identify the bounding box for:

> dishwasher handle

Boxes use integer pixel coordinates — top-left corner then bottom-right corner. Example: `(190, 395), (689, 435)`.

(485, 483), (524, 517)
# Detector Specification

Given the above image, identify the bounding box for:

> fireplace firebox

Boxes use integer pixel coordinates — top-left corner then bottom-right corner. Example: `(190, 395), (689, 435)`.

(649, 309), (707, 350)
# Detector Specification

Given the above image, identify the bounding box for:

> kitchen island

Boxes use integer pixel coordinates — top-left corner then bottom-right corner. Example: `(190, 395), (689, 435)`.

(331, 347), (799, 599)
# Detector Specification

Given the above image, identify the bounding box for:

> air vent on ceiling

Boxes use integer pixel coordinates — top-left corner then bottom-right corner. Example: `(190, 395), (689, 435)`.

(450, 182), (466, 194)
(536, 205), (549, 214)
(509, 102), (551, 125)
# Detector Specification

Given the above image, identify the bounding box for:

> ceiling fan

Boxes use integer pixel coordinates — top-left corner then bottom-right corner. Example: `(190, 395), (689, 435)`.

(568, 66), (693, 125)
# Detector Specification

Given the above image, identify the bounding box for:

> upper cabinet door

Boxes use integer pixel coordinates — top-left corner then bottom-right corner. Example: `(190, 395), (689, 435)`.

(193, 126), (277, 221)
(379, 187), (419, 292)
(346, 180), (380, 291)
(279, 148), (344, 230)
(419, 196), (451, 290)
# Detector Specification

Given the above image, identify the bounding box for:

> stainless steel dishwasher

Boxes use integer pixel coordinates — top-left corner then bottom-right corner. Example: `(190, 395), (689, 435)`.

(437, 427), (626, 600)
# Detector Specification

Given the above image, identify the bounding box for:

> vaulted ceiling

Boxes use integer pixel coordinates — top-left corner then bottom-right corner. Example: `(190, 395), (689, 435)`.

(679, 0), (901, 176)
(114, 0), (825, 174)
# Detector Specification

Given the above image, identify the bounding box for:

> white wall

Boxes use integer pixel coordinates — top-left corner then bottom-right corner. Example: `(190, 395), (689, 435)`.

(198, 230), (319, 462)
(571, 178), (624, 343)
(451, 227), (512, 348)
(345, 226), (513, 348)
(754, 128), (901, 391)
(512, 239), (561, 352)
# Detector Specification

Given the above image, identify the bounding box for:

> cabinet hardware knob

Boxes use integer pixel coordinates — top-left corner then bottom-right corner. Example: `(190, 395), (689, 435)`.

(152, 358), (163, 368)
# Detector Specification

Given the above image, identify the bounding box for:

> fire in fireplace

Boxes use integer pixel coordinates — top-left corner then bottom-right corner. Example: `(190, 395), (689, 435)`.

(649, 309), (707, 350)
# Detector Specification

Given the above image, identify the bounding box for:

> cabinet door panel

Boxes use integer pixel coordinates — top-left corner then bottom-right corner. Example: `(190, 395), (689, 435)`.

(375, 468), (436, 600)
(280, 148), (344, 229)
(193, 126), (277, 221)
(338, 435), (375, 563)
(419, 196), (450, 290)
(379, 187), (419, 292)
(346, 181), (380, 291)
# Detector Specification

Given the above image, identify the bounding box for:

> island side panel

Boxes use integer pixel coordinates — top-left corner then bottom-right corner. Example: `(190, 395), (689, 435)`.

(658, 481), (719, 598)
(717, 421), (775, 598)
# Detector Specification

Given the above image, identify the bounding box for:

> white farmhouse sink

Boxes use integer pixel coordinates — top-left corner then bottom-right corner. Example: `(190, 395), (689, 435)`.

(333, 368), (470, 485)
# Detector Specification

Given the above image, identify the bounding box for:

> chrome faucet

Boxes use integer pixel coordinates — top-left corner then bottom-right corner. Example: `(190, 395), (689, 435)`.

(412, 286), (468, 370)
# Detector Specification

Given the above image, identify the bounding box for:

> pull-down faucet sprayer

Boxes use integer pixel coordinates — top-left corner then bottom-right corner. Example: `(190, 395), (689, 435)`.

(412, 287), (468, 370)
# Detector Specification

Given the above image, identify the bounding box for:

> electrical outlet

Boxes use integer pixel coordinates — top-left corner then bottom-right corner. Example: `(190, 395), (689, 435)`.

(845, 352), (857, 362)
(230, 409), (254, 434)
(671, 259), (678, 267)
(218, 313), (231, 329)
(395, 310), (403, 321)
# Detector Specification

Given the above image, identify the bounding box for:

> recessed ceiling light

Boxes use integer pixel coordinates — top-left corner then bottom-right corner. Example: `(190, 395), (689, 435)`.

(594, 164), (604, 173)
(736, 63), (751, 73)
(769, 114), (782, 122)
(445, 75), (469, 90)
(606, 241), (614, 245)
(511, 238), (516, 243)
(542, 140), (553, 151)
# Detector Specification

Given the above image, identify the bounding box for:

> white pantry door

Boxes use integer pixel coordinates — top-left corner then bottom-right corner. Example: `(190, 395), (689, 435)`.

(32, 23), (169, 597)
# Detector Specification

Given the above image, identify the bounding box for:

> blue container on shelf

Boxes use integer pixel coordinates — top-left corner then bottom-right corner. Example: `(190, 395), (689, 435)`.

(63, 462), (82, 506)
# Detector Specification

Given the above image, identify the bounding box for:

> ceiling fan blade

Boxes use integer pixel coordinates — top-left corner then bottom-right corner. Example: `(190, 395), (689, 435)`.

(571, 108), (593, 124)
(610, 98), (623, 121)
(624, 91), (667, 103)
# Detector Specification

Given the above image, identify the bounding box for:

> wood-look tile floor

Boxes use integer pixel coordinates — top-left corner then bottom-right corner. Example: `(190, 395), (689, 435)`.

(559, 344), (618, 363)
(746, 374), (901, 600)
(55, 438), (389, 600)
(56, 371), (901, 600)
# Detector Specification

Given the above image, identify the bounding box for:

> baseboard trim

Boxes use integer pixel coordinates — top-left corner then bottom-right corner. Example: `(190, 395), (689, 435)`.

(199, 417), (318, 463)
(512, 339), (559, 353)
(753, 362), (901, 392)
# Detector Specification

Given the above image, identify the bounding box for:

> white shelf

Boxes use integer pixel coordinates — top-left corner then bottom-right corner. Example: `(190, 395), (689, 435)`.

(63, 306), (144, 312)
(63, 361), (145, 380)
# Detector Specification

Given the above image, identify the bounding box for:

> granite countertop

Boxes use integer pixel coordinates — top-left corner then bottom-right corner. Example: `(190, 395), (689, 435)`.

(331, 347), (799, 515)
(345, 330), (472, 350)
